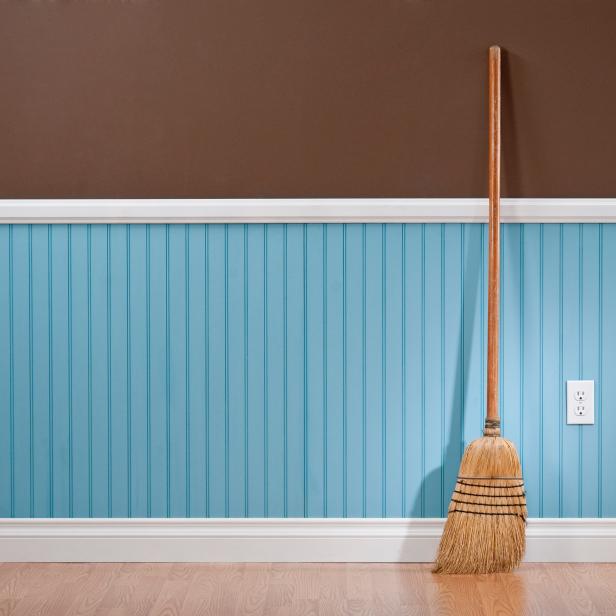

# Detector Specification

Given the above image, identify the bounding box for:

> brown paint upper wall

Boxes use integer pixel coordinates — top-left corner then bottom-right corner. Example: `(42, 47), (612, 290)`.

(1, 0), (615, 198)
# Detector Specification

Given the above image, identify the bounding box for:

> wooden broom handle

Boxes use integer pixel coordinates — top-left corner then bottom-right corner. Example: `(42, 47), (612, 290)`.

(485, 45), (501, 434)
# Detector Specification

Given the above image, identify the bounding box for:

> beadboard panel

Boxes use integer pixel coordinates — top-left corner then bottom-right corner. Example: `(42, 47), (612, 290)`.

(0, 223), (614, 519)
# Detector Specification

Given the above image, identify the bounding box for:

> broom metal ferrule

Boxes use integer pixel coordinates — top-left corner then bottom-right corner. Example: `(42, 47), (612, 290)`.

(483, 417), (501, 437)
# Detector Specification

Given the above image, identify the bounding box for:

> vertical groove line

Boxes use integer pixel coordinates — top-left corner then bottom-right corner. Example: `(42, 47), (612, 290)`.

(579, 224), (583, 516)
(9, 227), (14, 516)
(185, 225), (191, 516)
(440, 225), (445, 515)
(165, 226), (171, 517)
(480, 224), (485, 434)
(283, 225), (288, 517)
(401, 226), (406, 516)
(598, 224), (603, 516)
(145, 226), (151, 517)
(361, 225), (367, 517)
(107, 226), (112, 516)
(244, 224), (249, 516)
(48, 226), (54, 517)
(303, 225), (308, 517)
(420, 225), (426, 517)
(68, 226), (73, 517)
(519, 226), (524, 468)
(460, 225), (465, 460)
(204, 225), (210, 517)
(224, 225), (230, 517)
(381, 224), (387, 517)
(539, 225), (544, 517)
(87, 226), (93, 516)
(558, 224), (564, 516)
(342, 225), (347, 517)
(501, 226), (505, 433)
(263, 225), (268, 517)
(126, 227), (132, 517)
(28, 226), (34, 516)
(323, 225), (328, 517)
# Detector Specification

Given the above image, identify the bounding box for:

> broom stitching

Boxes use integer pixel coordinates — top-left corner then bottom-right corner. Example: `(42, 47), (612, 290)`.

(456, 482), (525, 488)
(453, 490), (526, 498)
(456, 496), (526, 500)
(456, 485), (525, 490)
(451, 498), (526, 507)
(448, 509), (527, 518)
(457, 484), (524, 488)
(457, 476), (523, 480)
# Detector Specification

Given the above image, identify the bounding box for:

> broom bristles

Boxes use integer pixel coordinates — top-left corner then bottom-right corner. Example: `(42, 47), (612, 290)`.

(433, 435), (527, 574)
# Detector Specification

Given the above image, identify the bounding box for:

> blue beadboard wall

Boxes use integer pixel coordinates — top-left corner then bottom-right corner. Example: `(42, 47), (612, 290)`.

(0, 223), (614, 519)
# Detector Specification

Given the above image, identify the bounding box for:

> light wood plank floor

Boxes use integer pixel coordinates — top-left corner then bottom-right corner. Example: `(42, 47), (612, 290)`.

(1, 563), (615, 615)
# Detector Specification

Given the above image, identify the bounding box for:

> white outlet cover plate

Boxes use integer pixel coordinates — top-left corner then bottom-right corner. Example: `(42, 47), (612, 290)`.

(567, 380), (595, 425)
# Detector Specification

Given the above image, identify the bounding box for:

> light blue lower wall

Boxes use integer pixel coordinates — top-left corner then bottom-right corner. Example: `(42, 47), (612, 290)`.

(0, 223), (614, 518)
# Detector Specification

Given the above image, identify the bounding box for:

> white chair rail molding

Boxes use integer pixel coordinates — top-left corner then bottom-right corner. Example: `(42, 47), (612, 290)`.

(2, 198), (616, 223)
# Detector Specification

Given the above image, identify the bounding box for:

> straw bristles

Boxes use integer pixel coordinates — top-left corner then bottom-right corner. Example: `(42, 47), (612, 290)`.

(433, 435), (527, 574)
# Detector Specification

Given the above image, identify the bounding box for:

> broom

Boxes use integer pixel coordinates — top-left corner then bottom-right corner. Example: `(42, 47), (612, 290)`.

(433, 46), (527, 575)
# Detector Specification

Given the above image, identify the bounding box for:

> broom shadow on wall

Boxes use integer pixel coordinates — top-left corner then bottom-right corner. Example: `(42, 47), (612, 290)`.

(401, 224), (525, 560)
(399, 226), (526, 568)
(407, 225), (483, 525)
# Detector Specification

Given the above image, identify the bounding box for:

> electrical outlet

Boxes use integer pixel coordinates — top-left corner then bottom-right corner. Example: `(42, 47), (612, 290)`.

(567, 380), (594, 425)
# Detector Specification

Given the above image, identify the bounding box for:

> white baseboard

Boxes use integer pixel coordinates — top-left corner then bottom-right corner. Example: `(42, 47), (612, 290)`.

(1, 198), (616, 223)
(0, 518), (614, 563)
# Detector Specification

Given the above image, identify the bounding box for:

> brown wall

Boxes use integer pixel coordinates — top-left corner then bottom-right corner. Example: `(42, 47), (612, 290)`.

(1, 0), (615, 198)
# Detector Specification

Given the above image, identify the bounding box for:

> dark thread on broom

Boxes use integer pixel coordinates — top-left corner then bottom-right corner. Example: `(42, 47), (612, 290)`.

(451, 498), (525, 507)
(453, 490), (526, 498)
(457, 482), (525, 488)
(457, 476), (523, 481)
(455, 493), (526, 499)
(450, 510), (527, 518)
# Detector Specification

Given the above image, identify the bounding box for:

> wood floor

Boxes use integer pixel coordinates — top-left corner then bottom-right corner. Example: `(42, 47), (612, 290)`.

(1, 563), (615, 615)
